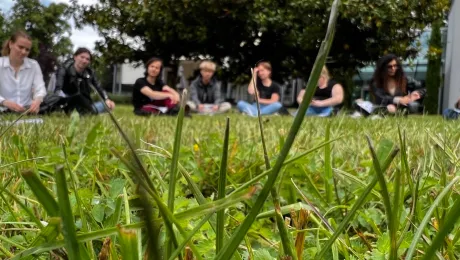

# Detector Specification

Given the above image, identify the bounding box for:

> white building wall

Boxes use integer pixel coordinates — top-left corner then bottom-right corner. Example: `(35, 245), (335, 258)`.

(120, 63), (144, 85)
(443, 0), (460, 109)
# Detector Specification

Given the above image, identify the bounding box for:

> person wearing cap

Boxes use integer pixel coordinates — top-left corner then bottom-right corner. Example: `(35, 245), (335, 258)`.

(187, 60), (231, 114)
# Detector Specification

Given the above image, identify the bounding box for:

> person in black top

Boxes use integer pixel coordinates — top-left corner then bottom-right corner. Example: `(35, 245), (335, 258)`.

(296, 66), (344, 117)
(236, 61), (282, 116)
(132, 57), (181, 115)
(54, 48), (115, 114)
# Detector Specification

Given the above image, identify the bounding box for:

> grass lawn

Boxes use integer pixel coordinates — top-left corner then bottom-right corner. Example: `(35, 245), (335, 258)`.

(1, 105), (459, 259)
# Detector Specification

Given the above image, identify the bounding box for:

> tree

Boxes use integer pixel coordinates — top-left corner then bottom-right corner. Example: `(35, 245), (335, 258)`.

(424, 21), (443, 114)
(6, 0), (73, 83)
(76, 0), (449, 87)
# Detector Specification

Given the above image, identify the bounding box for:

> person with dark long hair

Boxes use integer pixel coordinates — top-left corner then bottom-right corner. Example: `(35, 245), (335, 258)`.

(0, 31), (46, 114)
(132, 57), (182, 115)
(370, 54), (425, 114)
(54, 47), (116, 114)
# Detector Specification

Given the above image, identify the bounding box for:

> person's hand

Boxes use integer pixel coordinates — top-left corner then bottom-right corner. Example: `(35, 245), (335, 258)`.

(28, 99), (41, 114)
(212, 105), (219, 112)
(387, 104), (397, 113)
(105, 99), (115, 110)
(253, 67), (259, 76)
(310, 99), (324, 107)
(410, 91), (421, 101)
(399, 96), (411, 106)
(198, 104), (205, 112)
(169, 94), (180, 104)
(2, 100), (26, 113)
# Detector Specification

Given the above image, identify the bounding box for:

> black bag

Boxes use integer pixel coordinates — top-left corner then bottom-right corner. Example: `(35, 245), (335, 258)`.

(39, 93), (67, 114)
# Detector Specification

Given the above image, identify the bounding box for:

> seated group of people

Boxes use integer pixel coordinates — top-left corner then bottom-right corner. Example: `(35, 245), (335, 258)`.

(0, 31), (455, 119)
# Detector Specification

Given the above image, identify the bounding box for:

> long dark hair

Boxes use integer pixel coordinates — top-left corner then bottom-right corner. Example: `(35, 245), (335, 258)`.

(2, 30), (32, 56)
(372, 54), (407, 94)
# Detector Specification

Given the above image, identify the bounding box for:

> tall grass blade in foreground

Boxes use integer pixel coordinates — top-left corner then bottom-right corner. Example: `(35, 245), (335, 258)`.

(405, 176), (460, 259)
(421, 197), (460, 260)
(366, 136), (397, 260)
(216, 118), (230, 254)
(21, 170), (59, 217)
(215, 1), (341, 259)
(55, 165), (83, 260)
(315, 139), (399, 259)
(166, 89), (188, 258)
(252, 67), (297, 259)
(117, 227), (140, 260)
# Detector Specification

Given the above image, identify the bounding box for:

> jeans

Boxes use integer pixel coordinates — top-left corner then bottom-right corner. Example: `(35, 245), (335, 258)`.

(236, 101), (282, 116)
(294, 106), (332, 117)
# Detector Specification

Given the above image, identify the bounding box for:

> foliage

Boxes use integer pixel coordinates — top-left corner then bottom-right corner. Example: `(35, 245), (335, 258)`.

(1, 0), (73, 83)
(76, 0), (448, 82)
(424, 21), (443, 114)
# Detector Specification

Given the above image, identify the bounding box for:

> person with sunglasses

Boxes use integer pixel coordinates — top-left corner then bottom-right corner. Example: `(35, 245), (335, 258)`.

(369, 54), (426, 114)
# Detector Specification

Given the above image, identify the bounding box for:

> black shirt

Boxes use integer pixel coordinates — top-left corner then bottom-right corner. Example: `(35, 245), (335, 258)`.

(256, 80), (281, 99)
(303, 79), (338, 100)
(132, 77), (166, 109)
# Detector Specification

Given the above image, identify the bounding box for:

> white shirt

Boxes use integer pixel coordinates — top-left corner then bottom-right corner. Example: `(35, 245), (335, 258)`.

(0, 57), (46, 109)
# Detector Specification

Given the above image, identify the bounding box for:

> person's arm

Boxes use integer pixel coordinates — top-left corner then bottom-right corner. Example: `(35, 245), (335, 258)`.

(189, 80), (201, 105)
(371, 82), (396, 105)
(213, 81), (224, 104)
(312, 84), (344, 107)
(297, 89), (305, 104)
(455, 98), (460, 109)
(247, 68), (258, 95)
(54, 66), (66, 94)
(162, 85), (180, 103)
(28, 61), (47, 113)
(89, 71), (109, 100)
(258, 93), (280, 104)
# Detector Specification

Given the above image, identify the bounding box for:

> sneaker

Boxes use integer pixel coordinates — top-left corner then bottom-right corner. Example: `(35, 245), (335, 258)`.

(350, 111), (363, 118)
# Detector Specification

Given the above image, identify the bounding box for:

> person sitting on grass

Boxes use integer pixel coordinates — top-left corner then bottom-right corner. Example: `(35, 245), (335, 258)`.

(0, 31), (46, 114)
(443, 97), (460, 120)
(132, 57), (183, 116)
(187, 60), (231, 114)
(54, 47), (116, 115)
(295, 66), (344, 117)
(353, 54), (425, 117)
(236, 61), (283, 116)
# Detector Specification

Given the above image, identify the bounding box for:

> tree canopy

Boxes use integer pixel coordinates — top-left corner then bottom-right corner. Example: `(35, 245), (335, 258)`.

(78, 0), (448, 82)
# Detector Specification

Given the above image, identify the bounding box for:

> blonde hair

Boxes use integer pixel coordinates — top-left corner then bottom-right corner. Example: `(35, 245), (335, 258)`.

(321, 66), (330, 81)
(199, 60), (217, 71)
(2, 31), (32, 56)
(257, 61), (272, 72)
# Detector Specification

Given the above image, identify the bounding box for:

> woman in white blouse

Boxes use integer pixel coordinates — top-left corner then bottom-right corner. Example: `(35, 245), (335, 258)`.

(0, 31), (46, 114)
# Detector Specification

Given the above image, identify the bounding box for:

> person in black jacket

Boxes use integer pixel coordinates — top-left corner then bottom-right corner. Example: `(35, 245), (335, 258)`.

(370, 54), (425, 114)
(54, 48), (115, 114)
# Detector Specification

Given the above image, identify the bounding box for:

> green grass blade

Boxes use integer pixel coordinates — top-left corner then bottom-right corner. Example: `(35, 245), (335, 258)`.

(406, 176), (460, 259)
(21, 170), (59, 217)
(315, 139), (399, 260)
(169, 213), (213, 260)
(256, 202), (311, 219)
(55, 165), (82, 260)
(0, 110), (28, 138)
(20, 217), (61, 260)
(174, 188), (255, 220)
(166, 89), (188, 257)
(118, 227), (140, 260)
(216, 118), (230, 254)
(366, 136), (396, 260)
(215, 1), (341, 258)
(421, 197), (460, 260)
(324, 122), (333, 204)
(138, 188), (162, 260)
(252, 68), (297, 259)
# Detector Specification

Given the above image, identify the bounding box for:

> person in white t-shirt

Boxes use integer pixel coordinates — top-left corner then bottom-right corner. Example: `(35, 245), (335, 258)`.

(0, 31), (46, 114)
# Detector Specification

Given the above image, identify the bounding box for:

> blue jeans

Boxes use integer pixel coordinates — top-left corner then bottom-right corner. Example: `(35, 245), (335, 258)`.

(294, 106), (332, 117)
(92, 101), (107, 114)
(236, 101), (282, 116)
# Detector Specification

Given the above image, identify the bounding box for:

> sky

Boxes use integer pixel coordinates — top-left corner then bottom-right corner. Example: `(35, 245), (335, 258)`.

(0, 0), (101, 51)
